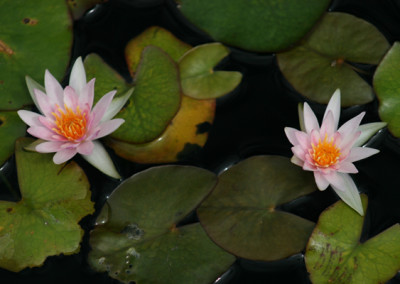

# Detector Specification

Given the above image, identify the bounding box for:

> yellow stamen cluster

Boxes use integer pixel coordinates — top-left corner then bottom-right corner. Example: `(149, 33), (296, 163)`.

(52, 104), (87, 141)
(311, 134), (341, 168)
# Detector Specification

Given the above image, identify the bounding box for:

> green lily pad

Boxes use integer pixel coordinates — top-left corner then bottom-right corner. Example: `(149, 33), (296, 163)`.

(84, 53), (132, 103)
(111, 46), (181, 144)
(178, 0), (330, 52)
(374, 42), (400, 138)
(197, 155), (317, 261)
(179, 43), (242, 99)
(277, 12), (390, 107)
(125, 26), (192, 75)
(88, 165), (235, 284)
(0, 138), (94, 272)
(0, 111), (26, 165)
(0, 0), (72, 110)
(305, 195), (400, 284)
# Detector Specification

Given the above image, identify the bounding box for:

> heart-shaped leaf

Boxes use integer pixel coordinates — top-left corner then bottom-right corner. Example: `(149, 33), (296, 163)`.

(111, 46), (181, 144)
(179, 43), (242, 99)
(0, 138), (94, 272)
(374, 42), (400, 138)
(305, 195), (400, 284)
(125, 26), (191, 75)
(0, 0), (72, 110)
(106, 95), (215, 163)
(178, 0), (330, 52)
(88, 165), (235, 284)
(198, 155), (317, 261)
(277, 12), (390, 106)
(84, 53), (132, 104)
(0, 111), (26, 165)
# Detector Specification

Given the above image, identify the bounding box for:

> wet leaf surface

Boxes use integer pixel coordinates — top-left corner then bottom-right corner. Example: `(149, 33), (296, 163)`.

(88, 165), (235, 284)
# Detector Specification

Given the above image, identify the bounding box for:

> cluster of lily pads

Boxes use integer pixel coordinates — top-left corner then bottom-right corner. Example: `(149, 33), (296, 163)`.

(1, 0), (400, 283)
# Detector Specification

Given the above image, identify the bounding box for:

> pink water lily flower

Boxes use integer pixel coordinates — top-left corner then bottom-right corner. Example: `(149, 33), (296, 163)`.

(18, 57), (132, 179)
(284, 89), (386, 215)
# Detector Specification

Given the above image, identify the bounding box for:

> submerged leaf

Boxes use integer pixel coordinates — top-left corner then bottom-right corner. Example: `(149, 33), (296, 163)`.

(198, 155), (317, 261)
(0, 138), (94, 272)
(306, 195), (400, 284)
(88, 165), (235, 284)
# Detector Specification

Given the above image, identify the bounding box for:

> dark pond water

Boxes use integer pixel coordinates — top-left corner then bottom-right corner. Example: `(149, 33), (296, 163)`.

(2, 0), (400, 283)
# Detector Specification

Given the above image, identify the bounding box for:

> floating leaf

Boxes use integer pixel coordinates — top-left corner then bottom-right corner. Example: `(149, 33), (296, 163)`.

(84, 53), (132, 103)
(198, 155), (317, 261)
(179, 43), (242, 99)
(88, 165), (235, 284)
(305, 195), (400, 284)
(0, 0), (72, 110)
(111, 46), (181, 144)
(0, 111), (26, 165)
(0, 138), (94, 272)
(125, 26), (191, 75)
(374, 42), (400, 138)
(178, 0), (330, 52)
(277, 12), (390, 106)
(107, 95), (215, 163)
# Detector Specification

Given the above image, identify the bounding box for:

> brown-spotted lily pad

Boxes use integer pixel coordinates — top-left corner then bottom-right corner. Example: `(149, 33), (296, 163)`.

(88, 165), (235, 284)
(198, 155), (317, 261)
(0, 0), (72, 110)
(0, 138), (94, 272)
(277, 12), (390, 106)
(306, 195), (400, 284)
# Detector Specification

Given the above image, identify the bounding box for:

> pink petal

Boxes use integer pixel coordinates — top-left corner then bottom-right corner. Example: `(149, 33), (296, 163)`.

(34, 89), (54, 116)
(77, 140), (94, 155)
(338, 131), (361, 154)
(294, 131), (310, 150)
(346, 147), (380, 163)
(27, 126), (57, 141)
(323, 89), (341, 131)
(91, 119), (124, 140)
(17, 110), (42, 127)
(338, 112), (365, 136)
(44, 70), (64, 107)
(284, 127), (299, 145)
(323, 171), (347, 191)
(292, 145), (306, 161)
(79, 78), (95, 111)
(53, 148), (78, 164)
(69, 57), (87, 96)
(314, 171), (329, 191)
(337, 162), (358, 173)
(320, 110), (335, 138)
(89, 91), (116, 128)
(35, 141), (65, 153)
(63, 86), (79, 110)
(310, 129), (320, 147)
(303, 161), (316, 171)
(303, 102), (319, 134)
(38, 116), (56, 130)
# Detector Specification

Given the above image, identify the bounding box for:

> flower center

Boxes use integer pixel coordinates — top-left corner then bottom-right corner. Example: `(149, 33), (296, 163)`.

(52, 105), (87, 141)
(311, 135), (341, 168)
